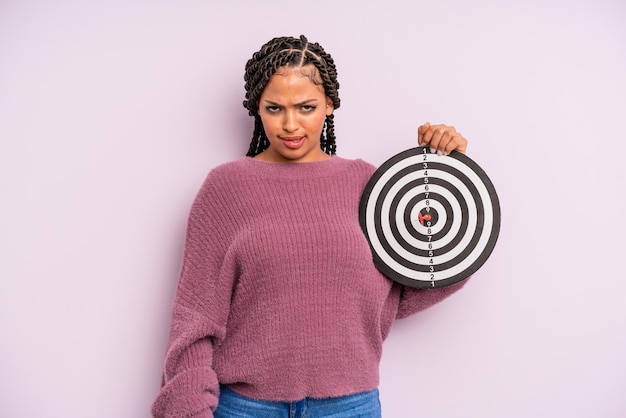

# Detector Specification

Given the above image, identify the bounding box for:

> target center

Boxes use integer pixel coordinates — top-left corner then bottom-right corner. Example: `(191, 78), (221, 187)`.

(417, 207), (439, 227)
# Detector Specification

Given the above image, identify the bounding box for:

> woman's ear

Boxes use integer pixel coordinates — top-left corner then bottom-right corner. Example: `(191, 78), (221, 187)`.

(325, 98), (334, 116)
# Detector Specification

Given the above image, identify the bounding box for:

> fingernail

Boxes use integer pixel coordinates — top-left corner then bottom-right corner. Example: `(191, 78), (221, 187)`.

(429, 147), (435, 153)
(437, 150), (442, 156)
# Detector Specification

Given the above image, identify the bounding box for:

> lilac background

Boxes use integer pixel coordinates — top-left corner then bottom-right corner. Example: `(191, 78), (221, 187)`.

(1, 1), (625, 417)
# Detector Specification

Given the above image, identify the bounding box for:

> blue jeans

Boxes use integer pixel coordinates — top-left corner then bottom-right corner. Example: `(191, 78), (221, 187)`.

(214, 385), (382, 418)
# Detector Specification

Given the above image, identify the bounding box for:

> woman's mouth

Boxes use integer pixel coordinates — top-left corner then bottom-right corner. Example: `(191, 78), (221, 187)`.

(281, 136), (304, 149)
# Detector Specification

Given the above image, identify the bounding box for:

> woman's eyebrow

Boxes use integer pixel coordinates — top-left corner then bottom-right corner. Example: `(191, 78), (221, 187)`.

(262, 98), (319, 106)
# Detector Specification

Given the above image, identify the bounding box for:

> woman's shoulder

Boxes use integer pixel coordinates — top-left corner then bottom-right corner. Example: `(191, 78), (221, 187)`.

(207, 157), (251, 175)
(347, 156), (377, 171)
(336, 156), (377, 177)
(198, 157), (254, 187)
(191, 158), (250, 200)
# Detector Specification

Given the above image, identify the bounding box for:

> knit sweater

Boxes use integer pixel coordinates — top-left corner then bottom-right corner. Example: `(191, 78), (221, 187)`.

(152, 156), (467, 417)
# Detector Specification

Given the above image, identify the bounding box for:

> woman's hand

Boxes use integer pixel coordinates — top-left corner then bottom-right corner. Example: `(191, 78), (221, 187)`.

(417, 122), (468, 155)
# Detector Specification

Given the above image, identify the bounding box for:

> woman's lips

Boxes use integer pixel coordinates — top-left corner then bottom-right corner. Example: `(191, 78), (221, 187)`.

(280, 136), (304, 149)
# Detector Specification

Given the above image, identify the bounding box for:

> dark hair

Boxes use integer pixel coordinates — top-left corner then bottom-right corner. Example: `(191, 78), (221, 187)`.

(243, 35), (341, 157)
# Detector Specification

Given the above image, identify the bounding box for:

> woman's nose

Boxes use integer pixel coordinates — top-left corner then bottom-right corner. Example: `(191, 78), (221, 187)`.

(282, 110), (298, 132)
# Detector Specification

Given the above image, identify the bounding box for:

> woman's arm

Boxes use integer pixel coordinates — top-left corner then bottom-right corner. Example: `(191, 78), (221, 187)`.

(152, 174), (237, 418)
(395, 278), (469, 319)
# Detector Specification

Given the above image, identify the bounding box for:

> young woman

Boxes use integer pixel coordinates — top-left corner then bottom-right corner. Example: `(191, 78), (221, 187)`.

(152, 35), (469, 418)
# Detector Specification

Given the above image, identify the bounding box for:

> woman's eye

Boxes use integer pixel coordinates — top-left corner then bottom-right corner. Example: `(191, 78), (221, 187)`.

(301, 105), (316, 112)
(266, 106), (281, 113)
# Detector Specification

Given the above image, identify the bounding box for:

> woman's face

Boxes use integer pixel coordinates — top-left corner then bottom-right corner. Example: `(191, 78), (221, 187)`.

(256, 65), (334, 163)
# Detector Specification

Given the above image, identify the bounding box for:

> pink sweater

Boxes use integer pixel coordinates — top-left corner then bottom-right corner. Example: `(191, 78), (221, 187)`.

(152, 156), (467, 417)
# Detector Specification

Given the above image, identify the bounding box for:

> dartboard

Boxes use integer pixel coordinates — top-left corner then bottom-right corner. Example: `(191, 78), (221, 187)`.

(359, 147), (500, 289)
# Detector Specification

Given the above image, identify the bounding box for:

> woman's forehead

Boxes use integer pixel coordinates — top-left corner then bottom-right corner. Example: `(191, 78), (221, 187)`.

(274, 64), (322, 84)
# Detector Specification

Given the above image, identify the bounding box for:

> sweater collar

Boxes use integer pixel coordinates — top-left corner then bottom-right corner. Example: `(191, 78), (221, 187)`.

(239, 156), (348, 178)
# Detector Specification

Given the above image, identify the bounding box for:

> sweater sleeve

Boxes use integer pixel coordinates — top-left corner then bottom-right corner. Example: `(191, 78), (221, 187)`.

(152, 174), (237, 418)
(395, 278), (470, 319)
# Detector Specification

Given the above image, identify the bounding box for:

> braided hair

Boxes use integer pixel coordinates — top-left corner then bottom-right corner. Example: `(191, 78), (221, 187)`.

(243, 35), (341, 157)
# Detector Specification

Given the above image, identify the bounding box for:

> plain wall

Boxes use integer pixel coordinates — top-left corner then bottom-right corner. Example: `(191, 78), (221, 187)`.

(1, 1), (625, 417)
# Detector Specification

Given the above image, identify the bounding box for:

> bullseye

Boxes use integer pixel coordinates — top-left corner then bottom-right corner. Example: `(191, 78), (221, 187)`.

(417, 211), (433, 226)
(359, 146), (500, 288)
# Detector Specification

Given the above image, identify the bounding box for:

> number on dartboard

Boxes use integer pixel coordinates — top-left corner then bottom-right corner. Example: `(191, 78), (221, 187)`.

(424, 149), (435, 286)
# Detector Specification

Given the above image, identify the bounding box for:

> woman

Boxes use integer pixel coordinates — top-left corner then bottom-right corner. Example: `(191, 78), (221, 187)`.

(152, 35), (469, 418)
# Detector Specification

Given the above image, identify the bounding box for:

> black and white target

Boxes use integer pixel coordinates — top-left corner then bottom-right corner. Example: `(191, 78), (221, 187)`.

(359, 147), (500, 289)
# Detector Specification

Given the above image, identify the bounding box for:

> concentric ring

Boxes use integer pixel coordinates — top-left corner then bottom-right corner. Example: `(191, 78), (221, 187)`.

(359, 147), (500, 288)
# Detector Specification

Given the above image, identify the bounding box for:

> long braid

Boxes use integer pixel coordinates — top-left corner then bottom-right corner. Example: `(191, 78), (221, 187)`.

(321, 114), (337, 155)
(246, 116), (268, 157)
(243, 35), (341, 157)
